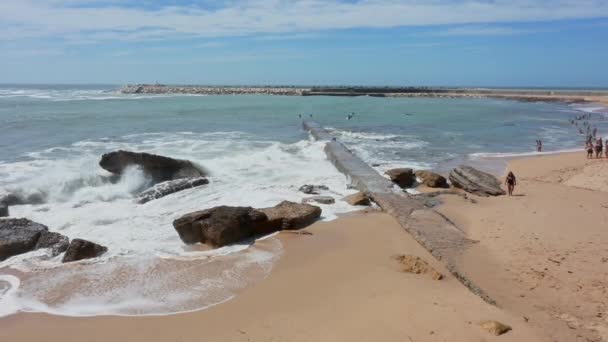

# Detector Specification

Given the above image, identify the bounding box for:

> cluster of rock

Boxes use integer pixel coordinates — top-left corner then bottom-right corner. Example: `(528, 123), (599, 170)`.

(1, 150), (213, 264)
(384, 168), (449, 189)
(173, 201), (322, 247)
(0, 218), (106, 263)
(383, 166), (505, 197)
(120, 85), (305, 96)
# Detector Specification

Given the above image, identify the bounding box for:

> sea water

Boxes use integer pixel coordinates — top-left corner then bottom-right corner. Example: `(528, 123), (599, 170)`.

(1, 84), (607, 317)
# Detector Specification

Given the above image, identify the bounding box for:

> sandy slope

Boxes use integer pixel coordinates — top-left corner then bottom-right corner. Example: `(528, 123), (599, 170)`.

(0, 212), (540, 341)
(438, 152), (608, 342)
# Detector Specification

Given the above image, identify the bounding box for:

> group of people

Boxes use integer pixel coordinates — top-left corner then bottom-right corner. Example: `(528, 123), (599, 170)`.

(586, 137), (606, 159)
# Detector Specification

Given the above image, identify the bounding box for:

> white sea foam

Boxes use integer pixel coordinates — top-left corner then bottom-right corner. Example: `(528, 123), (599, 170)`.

(0, 88), (205, 102)
(0, 132), (360, 317)
(469, 148), (581, 159)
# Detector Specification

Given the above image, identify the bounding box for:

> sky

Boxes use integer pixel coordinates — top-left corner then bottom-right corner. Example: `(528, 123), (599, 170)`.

(1, 0), (608, 87)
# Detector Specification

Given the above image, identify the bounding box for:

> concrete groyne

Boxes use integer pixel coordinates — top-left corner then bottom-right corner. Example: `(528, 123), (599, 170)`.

(303, 120), (495, 304)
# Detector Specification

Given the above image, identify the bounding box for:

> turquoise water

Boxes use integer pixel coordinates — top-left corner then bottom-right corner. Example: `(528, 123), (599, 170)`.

(1, 84), (605, 166)
(0, 84), (606, 317)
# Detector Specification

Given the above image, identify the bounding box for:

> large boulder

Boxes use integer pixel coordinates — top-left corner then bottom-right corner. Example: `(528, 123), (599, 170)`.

(173, 202), (322, 247)
(298, 184), (329, 195)
(0, 218), (70, 261)
(0, 218), (48, 261)
(62, 239), (108, 263)
(136, 177), (209, 204)
(99, 150), (206, 183)
(449, 166), (506, 196)
(385, 168), (415, 188)
(260, 201), (322, 231)
(173, 206), (268, 247)
(415, 170), (449, 188)
(0, 204), (7, 217)
(343, 192), (371, 206)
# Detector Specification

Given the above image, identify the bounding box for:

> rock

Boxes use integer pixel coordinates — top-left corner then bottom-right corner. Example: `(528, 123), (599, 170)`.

(0, 192), (47, 206)
(302, 196), (335, 205)
(0, 218), (48, 261)
(173, 206), (268, 247)
(343, 192), (371, 206)
(35, 231), (70, 257)
(393, 255), (444, 280)
(479, 320), (512, 336)
(173, 202), (322, 248)
(0, 218), (71, 260)
(136, 177), (209, 204)
(415, 170), (449, 188)
(298, 184), (329, 195)
(0, 204), (7, 217)
(62, 239), (108, 263)
(385, 168), (415, 188)
(449, 166), (506, 196)
(99, 150), (206, 183)
(260, 201), (322, 231)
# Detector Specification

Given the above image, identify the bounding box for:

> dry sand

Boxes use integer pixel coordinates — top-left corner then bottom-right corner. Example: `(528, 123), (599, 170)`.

(438, 152), (608, 342)
(0, 211), (540, 342)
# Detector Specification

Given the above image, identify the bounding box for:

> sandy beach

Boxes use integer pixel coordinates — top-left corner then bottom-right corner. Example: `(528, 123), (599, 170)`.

(1, 147), (607, 342)
(439, 152), (608, 342)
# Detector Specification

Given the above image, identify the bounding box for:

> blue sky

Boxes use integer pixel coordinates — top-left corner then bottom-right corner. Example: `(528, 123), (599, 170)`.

(1, 0), (608, 87)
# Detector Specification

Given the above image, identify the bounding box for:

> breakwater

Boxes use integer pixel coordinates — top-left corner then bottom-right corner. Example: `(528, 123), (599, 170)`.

(120, 84), (608, 104)
(302, 120), (495, 304)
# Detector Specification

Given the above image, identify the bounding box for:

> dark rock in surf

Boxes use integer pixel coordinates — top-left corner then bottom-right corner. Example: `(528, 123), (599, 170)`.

(0, 204), (7, 217)
(0, 218), (70, 261)
(35, 231), (70, 257)
(0, 218), (48, 261)
(415, 170), (449, 188)
(259, 201), (322, 231)
(298, 184), (329, 195)
(173, 206), (268, 247)
(302, 196), (335, 205)
(448, 166), (506, 197)
(99, 150), (206, 183)
(385, 168), (415, 188)
(0, 192), (47, 206)
(136, 177), (209, 204)
(62, 239), (108, 263)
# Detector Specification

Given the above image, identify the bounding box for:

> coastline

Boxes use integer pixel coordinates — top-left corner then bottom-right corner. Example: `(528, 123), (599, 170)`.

(1, 151), (606, 341)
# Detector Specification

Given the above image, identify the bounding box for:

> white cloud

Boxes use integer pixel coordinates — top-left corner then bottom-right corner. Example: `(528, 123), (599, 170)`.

(1, 0), (608, 42)
(434, 26), (550, 36)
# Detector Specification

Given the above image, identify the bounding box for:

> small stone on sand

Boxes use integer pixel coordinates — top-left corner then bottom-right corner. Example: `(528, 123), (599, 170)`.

(479, 320), (512, 336)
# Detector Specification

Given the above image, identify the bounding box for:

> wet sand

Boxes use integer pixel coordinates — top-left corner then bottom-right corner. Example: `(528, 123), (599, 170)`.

(438, 152), (608, 342)
(0, 211), (540, 341)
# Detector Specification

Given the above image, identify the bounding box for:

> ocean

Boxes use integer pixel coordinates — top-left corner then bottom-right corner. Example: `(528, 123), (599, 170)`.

(0, 84), (606, 317)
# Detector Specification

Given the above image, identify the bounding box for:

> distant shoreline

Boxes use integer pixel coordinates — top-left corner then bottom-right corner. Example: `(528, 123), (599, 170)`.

(120, 84), (608, 104)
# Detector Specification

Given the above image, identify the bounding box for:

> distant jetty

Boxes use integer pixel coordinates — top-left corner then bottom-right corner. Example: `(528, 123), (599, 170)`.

(120, 84), (608, 104)
(120, 84), (305, 96)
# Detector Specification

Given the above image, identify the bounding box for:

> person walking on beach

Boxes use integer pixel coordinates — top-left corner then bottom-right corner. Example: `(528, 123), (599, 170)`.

(505, 171), (517, 196)
(587, 141), (595, 159)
